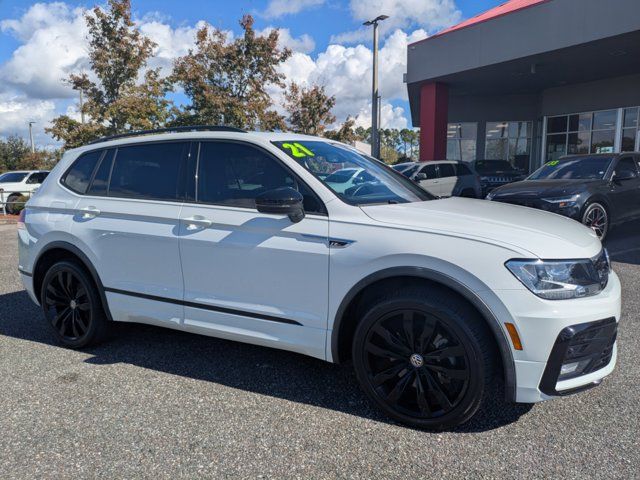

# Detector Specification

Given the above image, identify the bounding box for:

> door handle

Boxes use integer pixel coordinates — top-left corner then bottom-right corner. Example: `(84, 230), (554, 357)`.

(182, 216), (212, 230)
(79, 206), (101, 219)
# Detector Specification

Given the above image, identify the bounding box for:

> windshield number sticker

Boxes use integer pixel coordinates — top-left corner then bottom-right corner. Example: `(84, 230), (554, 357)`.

(547, 160), (560, 166)
(282, 142), (315, 158)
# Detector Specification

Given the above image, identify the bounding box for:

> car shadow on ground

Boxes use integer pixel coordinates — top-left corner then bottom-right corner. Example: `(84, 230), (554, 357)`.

(605, 219), (640, 266)
(0, 289), (532, 433)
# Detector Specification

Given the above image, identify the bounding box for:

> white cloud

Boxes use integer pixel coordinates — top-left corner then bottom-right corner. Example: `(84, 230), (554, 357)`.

(258, 27), (315, 54)
(274, 28), (425, 128)
(263, 0), (325, 19)
(332, 0), (460, 44)
(0, 93), (58, 146)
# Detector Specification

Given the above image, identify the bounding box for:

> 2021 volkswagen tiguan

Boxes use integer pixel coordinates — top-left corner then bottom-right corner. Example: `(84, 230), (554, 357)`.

(18, 126), (621, 429)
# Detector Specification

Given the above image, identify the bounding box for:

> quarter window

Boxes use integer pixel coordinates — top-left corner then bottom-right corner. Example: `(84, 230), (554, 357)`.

(62, 151), (103, 194)
(108, 142), (187, 201)
(197, 142), (324, 214)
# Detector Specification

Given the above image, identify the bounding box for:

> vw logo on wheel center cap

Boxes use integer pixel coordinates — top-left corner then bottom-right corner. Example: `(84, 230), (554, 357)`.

(409, 353), (424, 368)
(70, 300), (77, 310)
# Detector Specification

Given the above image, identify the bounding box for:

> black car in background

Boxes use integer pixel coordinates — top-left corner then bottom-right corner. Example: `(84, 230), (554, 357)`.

(486, 153), (640, 240)
(471, 159), (526, 196)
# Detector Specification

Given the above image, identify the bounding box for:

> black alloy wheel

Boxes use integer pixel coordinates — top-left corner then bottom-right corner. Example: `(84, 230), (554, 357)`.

(582, 202), (609, 240)
(41, 261), (109, 348)
(353, 288), (493, 430)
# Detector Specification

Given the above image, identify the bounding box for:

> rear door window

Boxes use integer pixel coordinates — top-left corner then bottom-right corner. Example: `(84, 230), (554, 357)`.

(108, 142), (188, 201)
(438, 164), (456, 178)
(62, 151), (103, 194)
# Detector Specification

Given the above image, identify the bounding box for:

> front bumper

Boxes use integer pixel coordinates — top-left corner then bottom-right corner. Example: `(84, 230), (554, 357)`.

(496, 270), (621, 403)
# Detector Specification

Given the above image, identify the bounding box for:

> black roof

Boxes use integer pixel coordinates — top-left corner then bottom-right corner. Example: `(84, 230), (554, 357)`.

(88, 125), (247, 145)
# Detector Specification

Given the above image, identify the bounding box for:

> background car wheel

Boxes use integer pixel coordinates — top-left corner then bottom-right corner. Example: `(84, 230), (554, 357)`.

(582, 202), (609, 241)
(40, 260), (110, 348)
(5, 194), (21, 215)
(352, 286), (495, 430)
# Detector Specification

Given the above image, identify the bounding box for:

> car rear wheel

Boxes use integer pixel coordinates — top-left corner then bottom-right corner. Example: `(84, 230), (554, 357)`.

(352, 287), (495, 430)
(40, 260), (110, 348)
(5, 194), (21, 215)
(582, 202), (609, 241)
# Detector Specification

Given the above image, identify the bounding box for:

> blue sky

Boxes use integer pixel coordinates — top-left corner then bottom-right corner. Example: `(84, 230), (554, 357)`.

(0, 0), (501, 146)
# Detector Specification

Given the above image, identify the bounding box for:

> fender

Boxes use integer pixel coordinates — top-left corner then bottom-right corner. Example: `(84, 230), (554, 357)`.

(330, 266), (517, 403)
(33, 240), (114, 322)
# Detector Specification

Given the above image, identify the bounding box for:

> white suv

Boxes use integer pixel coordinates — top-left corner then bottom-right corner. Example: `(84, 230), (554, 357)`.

(18, 127), (621, 429)
(0, 170), (50, 214)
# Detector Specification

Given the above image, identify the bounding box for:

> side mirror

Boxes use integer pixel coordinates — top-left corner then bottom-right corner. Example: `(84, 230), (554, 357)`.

(414, 173), (427, 181)
(255, 187), (305, 223)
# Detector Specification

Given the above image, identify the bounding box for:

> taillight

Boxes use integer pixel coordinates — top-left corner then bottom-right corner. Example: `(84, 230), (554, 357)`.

(17, 209), (26, 230)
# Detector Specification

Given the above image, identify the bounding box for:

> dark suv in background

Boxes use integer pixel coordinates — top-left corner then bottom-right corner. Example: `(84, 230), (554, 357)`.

(486, 153), (640, 240)
(471, 159), (527, 197)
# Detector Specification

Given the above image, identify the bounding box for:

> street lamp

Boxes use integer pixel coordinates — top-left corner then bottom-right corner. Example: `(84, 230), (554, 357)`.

(363, 14), (388, 159)
(28, 121), (35, 153)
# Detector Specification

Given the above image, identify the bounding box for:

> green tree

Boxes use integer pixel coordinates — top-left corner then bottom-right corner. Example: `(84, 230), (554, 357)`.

(324, 117), (357, 144)
(0, 136), (30, 172)
(283, 83), (336, 135)
(47, 0), (173, 148)
(171, 15), (291, 130)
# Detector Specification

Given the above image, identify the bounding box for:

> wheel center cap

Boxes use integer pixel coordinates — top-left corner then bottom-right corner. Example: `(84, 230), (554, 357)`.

(409, 353), (424, 368)
(70, 300), (77, 310)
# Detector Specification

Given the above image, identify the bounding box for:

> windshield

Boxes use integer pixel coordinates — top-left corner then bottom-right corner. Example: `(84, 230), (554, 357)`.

(0, 172), (28, 183)
(529, 156), (613, 180)
(474, 160), (518, 174)
(272, 141), (432, 205)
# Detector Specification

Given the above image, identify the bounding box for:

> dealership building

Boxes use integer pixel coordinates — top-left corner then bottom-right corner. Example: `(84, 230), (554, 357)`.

(406, 0), (640, 172)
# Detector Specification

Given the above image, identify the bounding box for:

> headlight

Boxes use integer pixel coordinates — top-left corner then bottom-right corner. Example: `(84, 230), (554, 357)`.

(506, 251), (610, 300)
(541, 194), (579, 208)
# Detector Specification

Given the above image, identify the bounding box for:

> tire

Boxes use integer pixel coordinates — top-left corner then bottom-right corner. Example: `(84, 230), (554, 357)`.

(40, 260), (110, 348)
(5, 194), (21, 215)
(581, 201), (609, 241)
(352, 286), (495, 430)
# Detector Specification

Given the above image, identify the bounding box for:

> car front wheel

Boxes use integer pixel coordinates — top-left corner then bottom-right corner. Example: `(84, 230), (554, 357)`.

(582, 202), (609, 240)
(352, 287), (496, 430)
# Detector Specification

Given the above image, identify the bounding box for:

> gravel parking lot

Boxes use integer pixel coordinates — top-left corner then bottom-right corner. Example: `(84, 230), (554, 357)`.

(0, 222), (638, 479)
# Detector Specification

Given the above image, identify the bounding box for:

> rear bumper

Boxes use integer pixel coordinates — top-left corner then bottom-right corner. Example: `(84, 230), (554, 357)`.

(20, 271), (39, 305)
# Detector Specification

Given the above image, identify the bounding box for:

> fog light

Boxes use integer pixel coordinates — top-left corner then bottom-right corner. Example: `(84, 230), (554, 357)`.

(559, 359), (591, 380)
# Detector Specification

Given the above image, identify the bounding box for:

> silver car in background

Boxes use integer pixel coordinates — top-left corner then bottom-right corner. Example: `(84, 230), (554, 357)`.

(393, 160), (482, 198)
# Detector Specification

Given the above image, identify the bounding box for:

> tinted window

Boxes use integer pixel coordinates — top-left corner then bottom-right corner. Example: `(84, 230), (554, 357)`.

(63, 151), (102, 194)
(109, 142), (186, 201)
(438, 164), (456, 178)
(529, 156), (613, 180)
(198, 142), (324, 214)
(325, 169), (359, 184)
(26, 172), (49, 184)
(0, 172), (29, 183)
(88, 149), (115, 196)
(615, 157), (639, 179)
(456, 164), (473, 176)
(420, 164), (437, 179)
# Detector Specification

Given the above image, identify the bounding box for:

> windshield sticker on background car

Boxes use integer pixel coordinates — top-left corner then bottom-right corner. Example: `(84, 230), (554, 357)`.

(281, 142), (315, 158)
(546, 160), (560, 166)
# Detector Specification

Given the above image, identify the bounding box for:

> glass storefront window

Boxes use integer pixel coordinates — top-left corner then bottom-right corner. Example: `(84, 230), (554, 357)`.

(622, 107), (639, 152)
(485, 121), (532, 171)
(447, 123), (477, 161)
(545, 109), (618, 160)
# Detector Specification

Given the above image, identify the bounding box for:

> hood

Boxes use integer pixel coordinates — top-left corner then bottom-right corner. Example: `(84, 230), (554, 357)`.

(490, 179), (596, 198)
(361, 197), (601, 259)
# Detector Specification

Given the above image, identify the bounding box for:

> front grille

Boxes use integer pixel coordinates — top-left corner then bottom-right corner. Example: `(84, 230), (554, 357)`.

(539, 317), (617, 396)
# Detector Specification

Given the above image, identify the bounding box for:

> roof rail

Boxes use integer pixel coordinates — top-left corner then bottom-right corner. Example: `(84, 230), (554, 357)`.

(87, 125), (247, 144)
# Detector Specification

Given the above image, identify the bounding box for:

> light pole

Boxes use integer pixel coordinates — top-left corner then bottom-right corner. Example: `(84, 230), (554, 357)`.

(28, 121), (35, 153)
(363, 14), (388, 159)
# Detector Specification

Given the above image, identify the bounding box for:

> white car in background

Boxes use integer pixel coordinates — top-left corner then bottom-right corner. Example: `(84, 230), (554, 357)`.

(0, 170), (49, 214)
(18, 127), (620, 430)
(394, 160), (482, 198)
